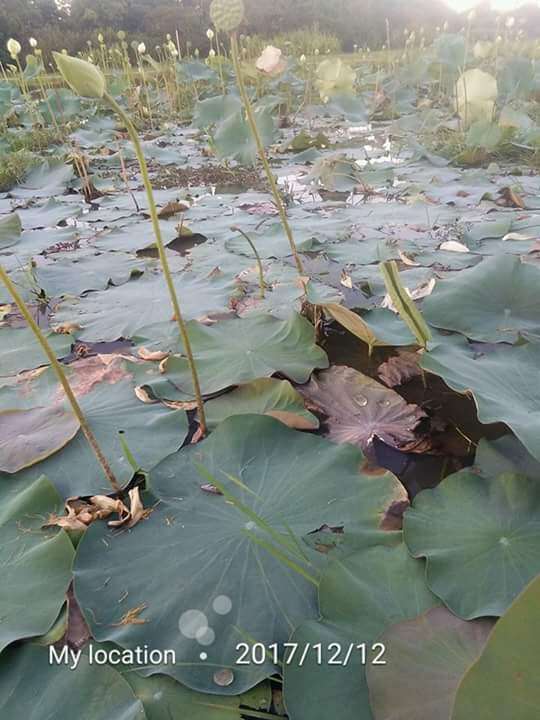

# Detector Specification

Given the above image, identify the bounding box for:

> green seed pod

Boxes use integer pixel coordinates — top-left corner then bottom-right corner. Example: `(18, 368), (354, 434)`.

(53, 52), (106, 99)
(209, 0), (245, 32)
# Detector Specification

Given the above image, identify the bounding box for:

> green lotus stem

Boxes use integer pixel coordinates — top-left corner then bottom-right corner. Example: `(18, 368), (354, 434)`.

(229, 33), (304, 276)
(0, 265), (121, 493)
(103, 92), (207, 435)
(380, 260), (432, 349)
(231, 225), (265, 298)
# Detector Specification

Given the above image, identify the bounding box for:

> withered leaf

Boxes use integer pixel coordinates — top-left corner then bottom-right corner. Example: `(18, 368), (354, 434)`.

(297, 366), (425, 452)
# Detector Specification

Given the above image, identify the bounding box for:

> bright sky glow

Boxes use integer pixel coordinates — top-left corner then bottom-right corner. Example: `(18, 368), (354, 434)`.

(444, 0), (531, 12)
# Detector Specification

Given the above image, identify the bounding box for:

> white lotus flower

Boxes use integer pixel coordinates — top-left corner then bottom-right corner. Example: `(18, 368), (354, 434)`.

(7, 38), (21, 57)
(255, 45), (286, 76)
(209, 48), (216, 57)
(137, 42), (146, 54)
(98, 33), (104, 43)
(206, 29), (215, 40)
(299, 54), (306, 64)
(29, 37), (38, 49)
(506, 16), (515, 28)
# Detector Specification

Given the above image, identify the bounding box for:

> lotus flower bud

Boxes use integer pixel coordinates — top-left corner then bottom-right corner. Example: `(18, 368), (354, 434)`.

(209, 48), (216, 57)
(98, 33), (104, 44)
(29, 37), (38, 49)
(137, 42), (146, 54)
(7, 38), (21, 57)
(207, 29), (215, 40)
(209, 0), (245, 32)
(53, 52), (106, 98)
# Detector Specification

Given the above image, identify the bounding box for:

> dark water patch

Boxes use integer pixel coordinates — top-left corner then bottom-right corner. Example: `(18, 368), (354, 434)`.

(63, 339), (134, 363)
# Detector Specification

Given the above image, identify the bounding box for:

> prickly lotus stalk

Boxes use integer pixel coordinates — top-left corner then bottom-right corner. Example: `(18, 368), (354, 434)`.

(209, 0), (245, 32)
(53, 53), (208, 435)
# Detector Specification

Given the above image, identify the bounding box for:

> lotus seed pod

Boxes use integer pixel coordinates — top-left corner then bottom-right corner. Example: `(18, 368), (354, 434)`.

(53, 52), (106, 98)
(209, 0), (245, 33)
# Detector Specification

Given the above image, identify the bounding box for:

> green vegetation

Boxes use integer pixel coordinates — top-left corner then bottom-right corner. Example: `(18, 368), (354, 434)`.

(1, 1), (540, 719)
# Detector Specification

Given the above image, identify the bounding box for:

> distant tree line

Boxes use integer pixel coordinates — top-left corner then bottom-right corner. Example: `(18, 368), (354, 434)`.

(1, 0), (538, 66)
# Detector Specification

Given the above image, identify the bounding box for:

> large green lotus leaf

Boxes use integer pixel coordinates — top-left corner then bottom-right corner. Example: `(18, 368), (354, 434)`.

(452, 574), (540, 720)
(214, 107), (275, 165)
(423, 255), (540, 342)
(421, 336), (540, 462)
(0, 644), (146, 719)
(0, 327), (73, 377)
(193, 94), (242, 128)
(0, 368), (189, 497)
(326, 238), (398, 265)
(52, 272), (233, 342)
(224, 221), (326, 259)
(367, 607), (493, 720)
(14, 159), (75, 198)
(205, 378), (319, 430)
(283, 544), (438, 720)
(141, 313), (329, 400)
(474, 436), (540, 479)
(17, 198), (81, 230)
(0, 476), (74, 653)
(404, 470), (540, 619)
(30, 249), (146, 297)
(74, 415), (406, 694)
(0, 406), (79, 473)
(0, 212), (22, 249)
(128, 673), (271, 720)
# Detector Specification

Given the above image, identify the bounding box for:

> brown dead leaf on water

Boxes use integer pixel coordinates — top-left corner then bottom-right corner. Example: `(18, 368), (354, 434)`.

(378, 351), (423, 388)
(108, 487), (151, 529)
(297, 366), (426, 454)
(156, 200), (189, 219)
(55, 355), (132, 400)
(496, 186), (526, 209)
(137, 346), (169, 362)
(44, 493), (131, 531)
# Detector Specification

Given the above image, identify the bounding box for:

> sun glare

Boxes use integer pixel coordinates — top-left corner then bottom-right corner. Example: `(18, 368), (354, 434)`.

(445, 0), (529, 11)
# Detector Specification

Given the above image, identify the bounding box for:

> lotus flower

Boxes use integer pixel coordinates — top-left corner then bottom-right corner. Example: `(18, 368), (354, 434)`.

(256, 45), (286, 76)
(29, 38), (38, 49)
(7, 38), (21, 57)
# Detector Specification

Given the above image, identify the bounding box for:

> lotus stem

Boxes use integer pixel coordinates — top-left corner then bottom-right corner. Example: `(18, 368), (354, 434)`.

(0, 265), (120, 493)
(231, 225), (265, 298)
(103, 92), (207, 435)
(229, 33), (304, 276)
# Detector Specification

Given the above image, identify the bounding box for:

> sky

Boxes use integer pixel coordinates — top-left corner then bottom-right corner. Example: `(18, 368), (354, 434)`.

(444, 0), (532, 11)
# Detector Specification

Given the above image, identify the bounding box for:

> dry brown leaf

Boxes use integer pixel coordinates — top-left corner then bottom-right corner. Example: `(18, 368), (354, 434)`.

(378, 351), (422, 388)
(156, 200), (189, 219)
(137, 346), (169, 362)
(398, 250), (420, 267)
(201, 483), (223, 495)
(297, 366), (425, 453)
(134, 385), (158, 404)
(112, 603), (148, 626)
